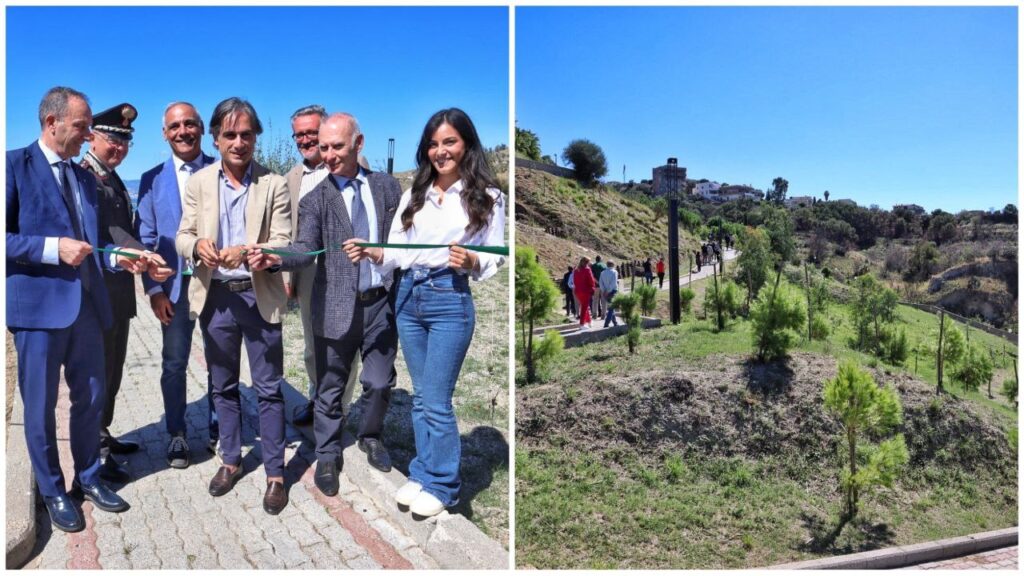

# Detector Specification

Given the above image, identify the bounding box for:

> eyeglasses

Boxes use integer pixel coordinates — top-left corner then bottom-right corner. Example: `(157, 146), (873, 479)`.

(292, 130), (319, 141)
(96, 131), (133, 149)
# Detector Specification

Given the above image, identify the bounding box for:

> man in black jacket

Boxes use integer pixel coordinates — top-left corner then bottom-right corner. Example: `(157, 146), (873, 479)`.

(80, 103), (171, 482)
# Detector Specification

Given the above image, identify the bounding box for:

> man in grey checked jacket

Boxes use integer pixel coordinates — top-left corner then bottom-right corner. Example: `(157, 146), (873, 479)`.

(251, 112), (401, 497)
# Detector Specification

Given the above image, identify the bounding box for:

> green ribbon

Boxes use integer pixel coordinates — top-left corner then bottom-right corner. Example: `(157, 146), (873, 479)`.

(252, 243), (509, 257)
(94, 247), (141, 259)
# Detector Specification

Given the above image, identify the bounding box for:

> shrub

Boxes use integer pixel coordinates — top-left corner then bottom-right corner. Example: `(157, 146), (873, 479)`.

(750, 281), (807, 362)
(823, 361), (908, 518)
(515, 247), (560, 383)
(679, 287), (696, 315)
(612, 292), (642, 354)
(880, 326), (909, 366)
(810, 314), (831, 341)
(532, 330), (565, 382)
(634, 284), (658, 317)
(1002, 378), (1018, 407)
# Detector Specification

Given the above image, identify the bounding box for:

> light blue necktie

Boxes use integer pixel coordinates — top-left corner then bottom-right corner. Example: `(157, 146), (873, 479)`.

(349, 179), (372, 293)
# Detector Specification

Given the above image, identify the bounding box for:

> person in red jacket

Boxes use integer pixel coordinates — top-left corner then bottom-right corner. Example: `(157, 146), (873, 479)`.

(572, 256), (596, 329)
(656, 256), (666, 289)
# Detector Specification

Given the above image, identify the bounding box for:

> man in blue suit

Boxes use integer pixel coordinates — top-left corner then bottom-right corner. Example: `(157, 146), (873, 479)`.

(135, 101), (218, 469)
(7, 86), (152, 532)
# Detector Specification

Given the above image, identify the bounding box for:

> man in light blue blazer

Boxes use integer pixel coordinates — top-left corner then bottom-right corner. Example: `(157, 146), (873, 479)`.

(135, 101), (218, 470)
(7, 87), (151, 532)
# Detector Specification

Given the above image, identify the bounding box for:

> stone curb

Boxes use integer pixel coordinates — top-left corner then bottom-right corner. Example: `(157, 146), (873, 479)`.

(767, 527), (1018, 570)
(5, 392), (35, 568)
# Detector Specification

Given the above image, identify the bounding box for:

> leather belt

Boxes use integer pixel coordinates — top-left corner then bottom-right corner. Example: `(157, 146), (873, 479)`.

(357, 287), (387, 302)
(213, 278), (253, 293)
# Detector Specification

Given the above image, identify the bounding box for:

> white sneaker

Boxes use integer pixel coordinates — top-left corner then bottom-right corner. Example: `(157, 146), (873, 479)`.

(409, 490), (446, 517)
(395, 481), (423, 506)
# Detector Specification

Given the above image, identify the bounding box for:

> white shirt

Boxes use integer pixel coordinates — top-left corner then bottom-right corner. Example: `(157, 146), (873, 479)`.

(38, 139), (119, 268)
(171, 154), (203, 208)
(376, 179), (506, 282)
(334, 170), (382, 289)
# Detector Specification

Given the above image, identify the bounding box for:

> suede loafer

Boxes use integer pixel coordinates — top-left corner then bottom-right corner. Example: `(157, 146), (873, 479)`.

(208, 465), (243, 497)
(263, 480), (289, 515)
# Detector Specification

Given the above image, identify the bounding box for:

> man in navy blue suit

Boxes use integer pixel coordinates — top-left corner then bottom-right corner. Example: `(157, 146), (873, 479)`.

(6, 87), (153, 532)
(135, 102), (218, 470)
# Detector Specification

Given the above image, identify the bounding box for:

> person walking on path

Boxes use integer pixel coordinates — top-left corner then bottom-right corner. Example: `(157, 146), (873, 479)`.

(590, 255), (606, 319)
(599, 261), (619, 328)
(643, 257), (654, 285)
(560, 265), (576, 319)
(573, 256), (596, 329)
(656, 256), (665, 289)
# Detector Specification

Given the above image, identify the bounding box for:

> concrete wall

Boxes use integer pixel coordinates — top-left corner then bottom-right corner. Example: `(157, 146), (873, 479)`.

(516, 158), (576, 179)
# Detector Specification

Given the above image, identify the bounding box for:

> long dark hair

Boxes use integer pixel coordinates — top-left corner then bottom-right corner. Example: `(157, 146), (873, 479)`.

(401, 108), (498, 235)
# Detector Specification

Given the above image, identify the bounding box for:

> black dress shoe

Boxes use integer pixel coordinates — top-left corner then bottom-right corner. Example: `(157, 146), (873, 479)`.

(98, 456), (130, 483)
(292, 401), (314, 426)
(208, 465), (243, 497)
(72, 480), (129, 513)
(263, 480), (289, 515)
(358, 437), (392, 472)
(314, 460), (339, 497)
(43, 494), (84, 532)
(103, 435), (140, 455)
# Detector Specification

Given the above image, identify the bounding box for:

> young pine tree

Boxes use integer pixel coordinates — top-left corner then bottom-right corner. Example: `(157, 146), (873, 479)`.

(823, 361), (909, 519)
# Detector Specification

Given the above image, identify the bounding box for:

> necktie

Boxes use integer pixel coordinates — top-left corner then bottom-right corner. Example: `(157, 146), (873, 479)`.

(349, 179), (372, 293)
(58, 161), (92, 292)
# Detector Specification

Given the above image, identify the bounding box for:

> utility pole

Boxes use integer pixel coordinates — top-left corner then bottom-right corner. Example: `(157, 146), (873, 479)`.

(387, 138), (395, 174)
(667, 158), (685, 324)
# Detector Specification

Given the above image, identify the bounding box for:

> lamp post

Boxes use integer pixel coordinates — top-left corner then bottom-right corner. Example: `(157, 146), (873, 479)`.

(387, 138), (395, 174)
(666, 158), (684, 324)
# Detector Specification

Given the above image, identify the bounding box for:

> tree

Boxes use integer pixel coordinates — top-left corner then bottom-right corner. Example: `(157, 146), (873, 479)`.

(766, 177), (789, 204)
(562, 139), (608, 184)
(936, 314), (966, 394)
(925, 212), (958, 245)
(635, 284), (658, 317)
(750, 280), (806, 361)
(952, 343), (993, 393)
(612, 292), (642, 354)
(850, 274), (898, 354)
(254, 121), (298, 175)
(823, 361), (908, 519)
(736, 227), (773, 305)
(824, 190), (830, 202)
(907, 241), (940, 281)
(515, 126), (542, 161)
(515, 247), (559, 383)
(679, 287), (696, 315)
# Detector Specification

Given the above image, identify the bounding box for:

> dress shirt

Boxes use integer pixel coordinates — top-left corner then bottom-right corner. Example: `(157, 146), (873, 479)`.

(39, 139), (120, 269)
(376, 180), (506, 282)
(212, 163), (253, 281)
(334, 169), (382, 289)
(172, 154), (204, 208)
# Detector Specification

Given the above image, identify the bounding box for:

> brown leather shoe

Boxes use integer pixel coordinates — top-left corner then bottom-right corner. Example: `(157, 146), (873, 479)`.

(263, 480), (288, 515)
(208, 465), (242, 497)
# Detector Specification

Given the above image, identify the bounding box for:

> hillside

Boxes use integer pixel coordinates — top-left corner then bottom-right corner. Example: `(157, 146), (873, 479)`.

(516, 166), (699, 276)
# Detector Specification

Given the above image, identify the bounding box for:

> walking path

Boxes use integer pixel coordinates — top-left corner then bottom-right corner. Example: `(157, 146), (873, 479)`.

(16, 287), (506, 569)
(907, 546), (1018, 570)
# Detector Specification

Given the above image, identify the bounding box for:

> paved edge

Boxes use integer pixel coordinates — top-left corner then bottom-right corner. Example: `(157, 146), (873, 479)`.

(767, 527), (1018, 570)
(280, 382), (509, 570)
(5, 392), (35, 569)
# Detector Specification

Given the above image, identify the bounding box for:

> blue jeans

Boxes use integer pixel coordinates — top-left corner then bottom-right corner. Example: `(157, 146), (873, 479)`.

(160, 276), (217, 440)
(395, 268), (475, 507)
(603, 290), (618, 327)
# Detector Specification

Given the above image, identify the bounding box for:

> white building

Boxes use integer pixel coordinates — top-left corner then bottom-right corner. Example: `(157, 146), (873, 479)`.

(694, 181), (722, 199)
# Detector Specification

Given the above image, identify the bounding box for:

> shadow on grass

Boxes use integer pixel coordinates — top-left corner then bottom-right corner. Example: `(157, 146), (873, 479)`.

(797, 510), (896, 554)
(741, 358), (796, 396)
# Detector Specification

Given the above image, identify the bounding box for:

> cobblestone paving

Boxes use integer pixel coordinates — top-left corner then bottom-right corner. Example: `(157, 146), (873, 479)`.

(906, 546), (1018, 570)
(26, 289), (436, 569)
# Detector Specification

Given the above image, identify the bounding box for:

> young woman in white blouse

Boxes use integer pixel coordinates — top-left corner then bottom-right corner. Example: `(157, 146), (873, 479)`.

(343, 108), (505, 517)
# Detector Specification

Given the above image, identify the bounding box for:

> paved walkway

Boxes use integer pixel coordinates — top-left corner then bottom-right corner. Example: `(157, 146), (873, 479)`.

(907, 546), (1018, 570)
(19, 288), (470, 569)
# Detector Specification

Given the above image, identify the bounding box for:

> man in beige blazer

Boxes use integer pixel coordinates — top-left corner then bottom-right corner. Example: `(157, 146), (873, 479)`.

(175, 97), (292, 515)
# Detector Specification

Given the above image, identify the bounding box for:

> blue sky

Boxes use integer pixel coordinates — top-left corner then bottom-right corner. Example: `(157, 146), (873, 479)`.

(6, 6), (508, 181)
(517, 7), (1017, 213)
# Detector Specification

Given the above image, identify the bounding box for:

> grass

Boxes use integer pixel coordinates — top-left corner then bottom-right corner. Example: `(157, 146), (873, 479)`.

(517, 290), (1017, 568)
